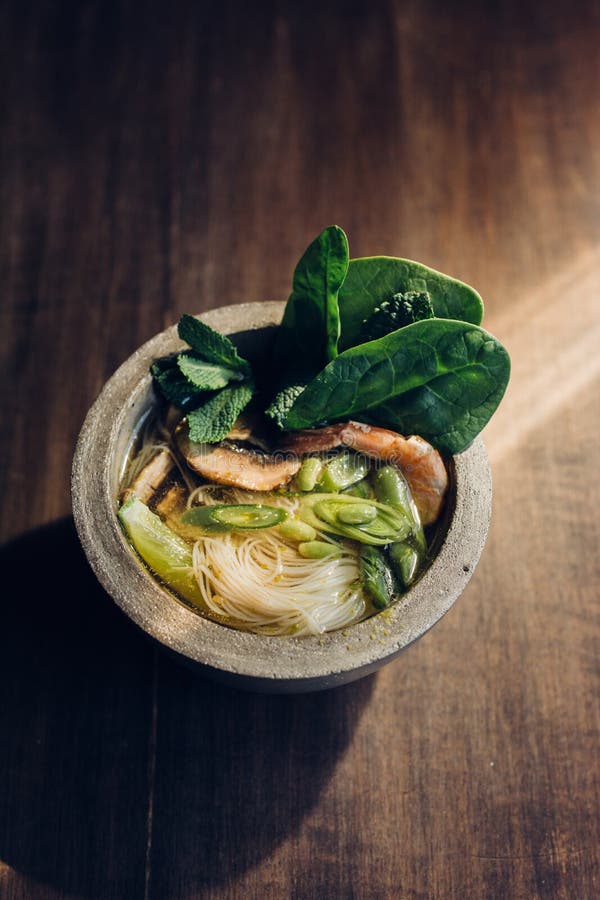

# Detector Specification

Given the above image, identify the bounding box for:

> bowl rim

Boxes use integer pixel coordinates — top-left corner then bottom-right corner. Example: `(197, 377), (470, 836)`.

(71, 301), (492, 689)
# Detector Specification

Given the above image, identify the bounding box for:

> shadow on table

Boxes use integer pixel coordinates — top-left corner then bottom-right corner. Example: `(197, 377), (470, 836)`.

(148, 648), (376, 894)
(0, 518), (375, 898)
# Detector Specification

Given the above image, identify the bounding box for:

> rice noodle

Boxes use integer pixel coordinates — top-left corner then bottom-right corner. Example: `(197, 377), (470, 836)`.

(192, 529), (365, 636)
(126, 415), (368, 636)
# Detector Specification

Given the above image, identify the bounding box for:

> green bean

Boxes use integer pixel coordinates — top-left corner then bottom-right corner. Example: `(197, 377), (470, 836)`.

(387, 541), (421, 588)
(342, 477), (372, 499)
(298, 540), (340, 559)
(373, 466), (426, 551)
(359, 546), (395, 610)
(278, 519), (317, 543)
(318, 451), (369, 492)
(296, 457), (323, 491)
(337, 503), (378, 525)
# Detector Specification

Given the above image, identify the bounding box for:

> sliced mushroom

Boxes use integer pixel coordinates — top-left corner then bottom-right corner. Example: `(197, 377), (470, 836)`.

(121, 448), (175, 504)
(154, 482), (188, 519)
(176, 424), (301, 492)
(225, 412), (271, 452)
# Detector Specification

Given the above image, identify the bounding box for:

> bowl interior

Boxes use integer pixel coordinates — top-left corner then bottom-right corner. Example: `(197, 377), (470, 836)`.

(72, 302), (492, 693)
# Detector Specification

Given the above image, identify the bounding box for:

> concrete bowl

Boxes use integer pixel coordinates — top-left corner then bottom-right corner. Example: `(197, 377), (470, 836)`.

(71, 302), (492, 693)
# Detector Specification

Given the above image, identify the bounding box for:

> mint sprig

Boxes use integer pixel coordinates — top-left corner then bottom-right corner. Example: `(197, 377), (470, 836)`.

(177, 352), (243, 391)
(151, 315), (255, 442)
(187, 382), (255, 443)
(178, 314), (251, 376)
(151, 357), (201, 408)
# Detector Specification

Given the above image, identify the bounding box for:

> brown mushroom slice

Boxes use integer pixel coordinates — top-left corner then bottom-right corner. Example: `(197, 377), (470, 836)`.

(154, 481), (188, 519)
(121, 448), (175, 504)
(278, 423), (350, 454)
(176, 428), (301, 492)
(225, 412), (271, 452)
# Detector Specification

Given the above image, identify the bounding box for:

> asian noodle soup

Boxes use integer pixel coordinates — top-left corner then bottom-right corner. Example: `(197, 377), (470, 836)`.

(117, 407), (447, 637)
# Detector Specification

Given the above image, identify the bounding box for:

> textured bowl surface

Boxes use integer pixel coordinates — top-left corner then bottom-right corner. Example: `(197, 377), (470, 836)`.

(72, 302), (492, 693)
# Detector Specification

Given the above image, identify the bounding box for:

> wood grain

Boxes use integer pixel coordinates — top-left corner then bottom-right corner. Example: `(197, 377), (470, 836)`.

(0, 1), (598, 897)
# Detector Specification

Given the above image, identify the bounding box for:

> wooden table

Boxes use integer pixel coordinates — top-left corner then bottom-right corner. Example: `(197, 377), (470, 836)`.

(1, 2), (598, 897)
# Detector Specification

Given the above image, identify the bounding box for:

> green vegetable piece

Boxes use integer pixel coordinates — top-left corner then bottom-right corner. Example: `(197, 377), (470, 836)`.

(387, 542), (421, 588)
(181, 503), (286, 531)
(296, 457), (323, 492)
(178, 314), (251, 376)
(265, 383), (307, 430)
(361, 291), (434, 342)
(283, 319), (510, 455)
(314, 498), (408, 542)
(298, 541), (340, 559)
(151, 356), (202, 409)
(278, 519), (318, 543)
(186, 381), (254, 444)
(214, 505), (285, 529)
(360, 545), (395, 610)
(342, 478), (373, 499)
(337, 503), (377, 525)
(299, 493), (410, 545)
(373, 466), (425, 552)
(274, 225), (349, 375)
(338, 256), (484, 351)
(318, 451), (369, 492)
(118, 497), (204, 606)
(177, 352), (242, 391)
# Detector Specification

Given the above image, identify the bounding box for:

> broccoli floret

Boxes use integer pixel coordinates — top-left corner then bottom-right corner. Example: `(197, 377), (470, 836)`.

(265, 383), (306, 430)
(361, 290), (434, 342)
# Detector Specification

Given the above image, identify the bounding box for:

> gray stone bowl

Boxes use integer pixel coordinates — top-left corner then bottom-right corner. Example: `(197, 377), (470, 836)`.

(72, 302), (492, 694)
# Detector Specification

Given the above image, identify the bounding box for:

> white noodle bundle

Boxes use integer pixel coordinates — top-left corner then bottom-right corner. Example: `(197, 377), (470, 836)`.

(128, 425), (367, 636)
(192, 529), (365, 636)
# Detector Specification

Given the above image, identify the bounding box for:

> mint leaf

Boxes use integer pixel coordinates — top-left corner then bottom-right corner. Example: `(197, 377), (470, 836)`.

(177, 352), (242, 391)
(186, 382), (255, 443)
(178, 314), (251, 375)
(151, 358), (201, 408)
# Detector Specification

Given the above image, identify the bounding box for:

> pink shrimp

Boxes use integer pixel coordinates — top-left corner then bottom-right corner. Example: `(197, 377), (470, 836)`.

(280, 421), (448, 525)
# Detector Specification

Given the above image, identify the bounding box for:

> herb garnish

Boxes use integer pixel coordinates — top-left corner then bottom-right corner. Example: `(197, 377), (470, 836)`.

(150, 225), (510, 455)
(151, 315), (255, 442)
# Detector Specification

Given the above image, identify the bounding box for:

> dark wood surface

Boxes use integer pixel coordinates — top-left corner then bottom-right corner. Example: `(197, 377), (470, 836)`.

(1, 1), (599, 897)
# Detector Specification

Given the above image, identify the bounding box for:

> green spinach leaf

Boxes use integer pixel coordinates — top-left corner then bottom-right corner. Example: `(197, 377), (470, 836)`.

(283, 318), (510, 454)
(186, 381), (255, 444)
(274, 225), (349, 373)
(338, 257), (484, 351)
